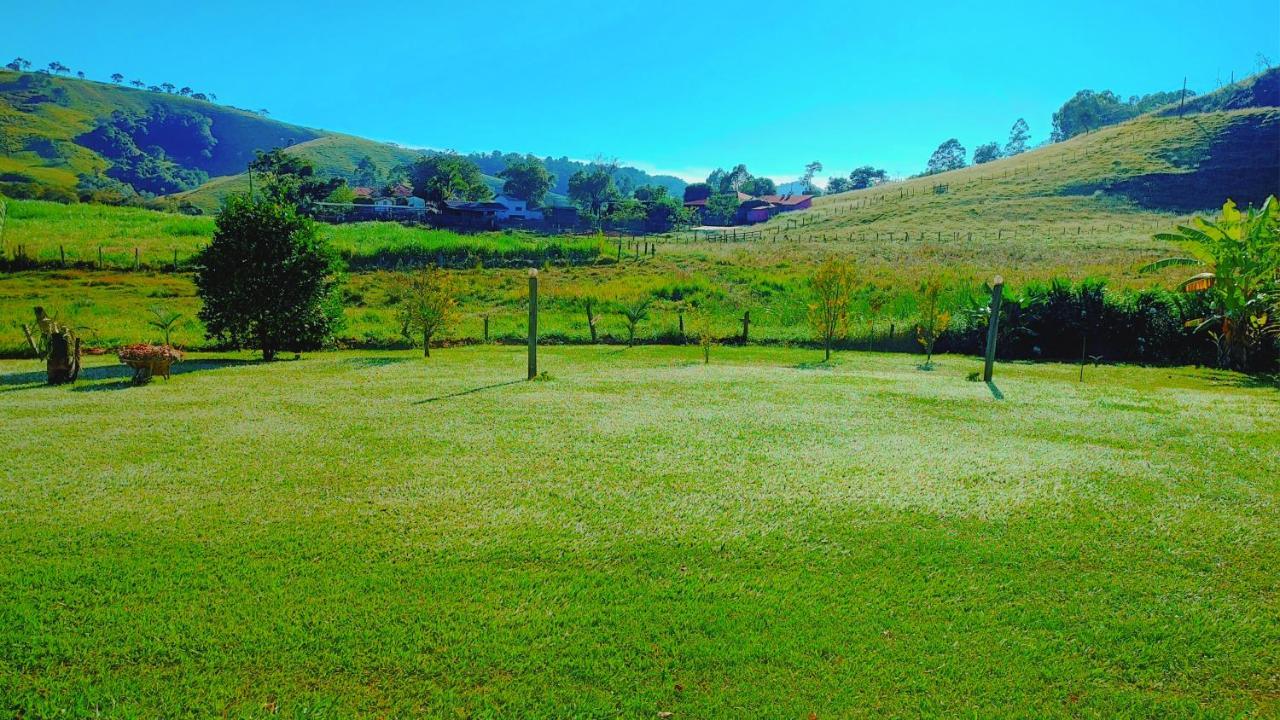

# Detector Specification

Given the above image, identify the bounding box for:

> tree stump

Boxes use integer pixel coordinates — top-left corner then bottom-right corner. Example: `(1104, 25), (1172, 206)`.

(46, 329), (81, 385)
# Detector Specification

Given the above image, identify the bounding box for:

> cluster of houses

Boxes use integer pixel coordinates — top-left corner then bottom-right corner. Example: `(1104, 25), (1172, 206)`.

(683, 191), (815, 226)
(339, 184), (577, 227)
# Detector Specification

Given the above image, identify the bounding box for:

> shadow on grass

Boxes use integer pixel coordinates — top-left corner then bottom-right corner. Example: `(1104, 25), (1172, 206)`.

(69, 358), (261, 392)
(342, 356), (417, 368)
(792, 358), (837, 370)
(415, 379), (524, 404)
(986, 380), (1004, 400)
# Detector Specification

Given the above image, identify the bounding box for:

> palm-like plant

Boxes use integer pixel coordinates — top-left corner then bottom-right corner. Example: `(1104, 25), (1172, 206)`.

(618, 297), (652, 346)
(1141, 196), (1279, 370)
(147, 306), (184, 346)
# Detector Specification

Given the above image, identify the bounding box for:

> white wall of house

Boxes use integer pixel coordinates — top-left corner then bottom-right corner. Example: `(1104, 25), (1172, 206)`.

(494, 194), (543, 221)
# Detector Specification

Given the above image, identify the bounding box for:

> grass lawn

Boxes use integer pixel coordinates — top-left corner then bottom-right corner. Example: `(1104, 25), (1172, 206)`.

(1, 346), (1276, 717)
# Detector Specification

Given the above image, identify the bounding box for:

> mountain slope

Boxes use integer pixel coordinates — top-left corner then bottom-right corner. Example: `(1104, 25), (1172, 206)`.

(762, 85), (1278, 241)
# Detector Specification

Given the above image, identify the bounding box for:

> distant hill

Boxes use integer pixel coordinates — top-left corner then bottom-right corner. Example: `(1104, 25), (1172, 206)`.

(0, 70), (680, 211)
(757, 71), (1279, 238)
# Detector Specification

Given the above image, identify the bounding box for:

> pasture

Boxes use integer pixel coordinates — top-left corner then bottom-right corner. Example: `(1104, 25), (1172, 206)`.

(1, 346), (1277, 717)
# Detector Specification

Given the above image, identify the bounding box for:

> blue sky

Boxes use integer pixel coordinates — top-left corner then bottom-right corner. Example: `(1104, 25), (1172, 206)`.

(9, 1), (1279, 184)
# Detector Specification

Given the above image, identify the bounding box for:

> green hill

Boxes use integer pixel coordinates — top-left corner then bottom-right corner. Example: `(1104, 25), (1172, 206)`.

(758, 76), (1278, 242)
(0, 70), (654, 211)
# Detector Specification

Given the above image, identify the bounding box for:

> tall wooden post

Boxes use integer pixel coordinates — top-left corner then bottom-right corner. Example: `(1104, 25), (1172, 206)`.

(983, 276), (1004, 383)
(527, 269), (538, 380)
(741, 310), (750, 345)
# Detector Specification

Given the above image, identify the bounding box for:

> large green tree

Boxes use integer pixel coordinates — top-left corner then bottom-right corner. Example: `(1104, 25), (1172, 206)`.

(1004, 118), (1031, 155)
(925, 139), (967, 175)
(739, 176), (777, 197)
(567, 167), (617, 215)
(249, 149), (344, 208)
(405, 153), (491, 204)
(849, 166), (888, 189)
(499, 155), (555, 207)
(195, 195), (343, 361)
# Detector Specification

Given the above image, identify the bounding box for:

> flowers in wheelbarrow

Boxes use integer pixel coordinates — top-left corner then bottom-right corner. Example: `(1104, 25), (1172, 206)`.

(117, 344), (183, 364)
(117, 344), (183, 384)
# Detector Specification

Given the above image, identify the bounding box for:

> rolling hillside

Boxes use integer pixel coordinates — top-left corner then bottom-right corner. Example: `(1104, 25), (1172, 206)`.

(758, 80), (1278, 241)
(0, 70), (656, 211)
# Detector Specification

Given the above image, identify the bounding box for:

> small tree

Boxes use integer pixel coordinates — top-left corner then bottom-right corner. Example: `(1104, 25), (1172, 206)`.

(195, 195), (343, 361)
(395, 266), (458, 357)
(147, 305), (183, 346)
(916, 277), (952, 369)
(581, 295), (600, 343)
(618, 297), (653, 346)
(973, 142), (1002, 164)
(110, 73), (124, 84)
(807, 257), (857, 361)
(1004, 118), (1031, 156)
(691, 307), (715, 364)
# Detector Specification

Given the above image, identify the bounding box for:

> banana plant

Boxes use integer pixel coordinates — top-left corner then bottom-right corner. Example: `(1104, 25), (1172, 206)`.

(1141, 196), (1279, 369)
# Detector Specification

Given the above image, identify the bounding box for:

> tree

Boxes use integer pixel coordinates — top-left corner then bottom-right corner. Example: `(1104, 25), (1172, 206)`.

(194, 195), (343, 361)
(191, 92), (208, 101)
(249, 148), (344, 208)
(826, 176), (851, 194)
(130, 79), (145, 88)
(147, 306), (183, 346)
(802, 161), (824, 192)
(644, 195), (690, 232)
(111, 73), (124, 84)
(6, 57), (31, 72)
(406, 153), (491, 204)
(618, 297), (653, 346)
(160, 82), (175, 93)
(849, 166), (888, 189)
(76, 71), (85, 79)
(807, 257), (857, 361)
(683, 182), (712, 203)
(47, 61), (69, 75)
(395, 266), (458, 357)
(691, 308), (715, 364)
(567, 167), (616, 215)
(1140, 196), (1279, 370)
(739, 176), (777, 197)
(703, 193), (741, 226)
(353, 155), (381, 188)
(1050, 89), (1190, 141)
(925, 139), (967, 175)
(499, 155), (555, 207)
(916, 277), (951, 369)
(1004, 118), (1030, 156)
(633, 184), (668, 202)
(178, 86), (192, 96)
(973, 142), (1002, 165)
(258, 108), (270, 116)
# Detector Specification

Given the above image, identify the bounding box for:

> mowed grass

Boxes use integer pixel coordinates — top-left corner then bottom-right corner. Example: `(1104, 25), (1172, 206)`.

(1, 346), (1276, 717)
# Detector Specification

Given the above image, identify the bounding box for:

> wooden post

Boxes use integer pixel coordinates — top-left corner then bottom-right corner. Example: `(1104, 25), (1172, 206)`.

(173, 249), (178, 271)
(527, 269), (538, 380)
(741, 310), (750, 345)
(483, 314), (489, 342)
(134, 247), (140, 270)
(98, 245), (103, 268)
(60, 245), (65, 267)
(678, 311), (684, 340)
(983, 276), (1004, 383)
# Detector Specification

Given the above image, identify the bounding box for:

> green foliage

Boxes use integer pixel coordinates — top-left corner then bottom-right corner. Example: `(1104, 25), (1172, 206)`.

(498, 155), (555, 207)
(567, 166), (616, 215)
(394, 266), (457, 357)
(1051, 87), (1194, 140)
(683, 182), (712, 203)
(249, 148), (344, 208)
(618, 296), (653, 345)
(1141, 196), (1280, 369)
(973, 142), (1002, 165)
(702, 193), (741, 226)
(738, 176), (776, 197)
(405, 152), (491, 204)
(826, 176), (851, 194)
(1004, 118), (1031, 156)
(925, 138), (967, 175)
(194, 195), (343, 360)
(848, 165), (888, 189)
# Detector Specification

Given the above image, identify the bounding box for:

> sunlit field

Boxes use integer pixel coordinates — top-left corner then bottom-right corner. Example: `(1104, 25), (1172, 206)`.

(2, 346), (1276, 716)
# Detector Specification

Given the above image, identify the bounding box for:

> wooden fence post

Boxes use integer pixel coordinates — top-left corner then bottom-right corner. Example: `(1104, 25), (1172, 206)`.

(741, 311), (750, 345)
(983, 276), (1004, 383)
(134, 247), (140, 270)
(527, 269), (538, 380)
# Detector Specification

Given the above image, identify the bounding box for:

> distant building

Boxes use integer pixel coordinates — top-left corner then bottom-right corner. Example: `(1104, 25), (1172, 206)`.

(352, 186), (374, 199)
(759, 194), (813, 212)
(406, 196), (427, 208)
(493, 194), (543, 221)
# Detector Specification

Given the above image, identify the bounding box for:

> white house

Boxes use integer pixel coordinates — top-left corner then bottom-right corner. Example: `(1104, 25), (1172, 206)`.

(493, 194), (543, 221)
(406, 196), (426, 208)
(373, 197), (394, 212)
